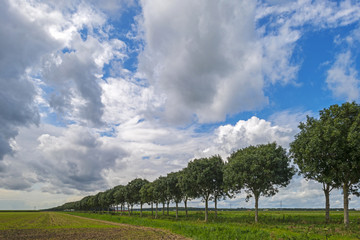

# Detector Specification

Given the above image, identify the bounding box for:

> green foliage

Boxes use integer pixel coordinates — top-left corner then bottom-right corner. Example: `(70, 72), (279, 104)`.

(185, 155), (225, 201)
(291, 102), (360, 225)
(114, 185), (126, 207)
(225, 143), (294, 223)
(166, 171), (183, 203)
(226, 143), (294, 200)
(184, 155), (226, 222)
(126, 178), (149, 206)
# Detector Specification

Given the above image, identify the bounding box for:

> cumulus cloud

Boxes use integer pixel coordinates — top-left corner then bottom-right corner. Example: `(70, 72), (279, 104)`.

(326, 51), (360, 101)
(197, 116), (296, 160)
(326, 25), (360, 101)
(138, 0), (267, 124)
(137, 0), (360, 124)
(0, 0), (129, 160)
(0, 0), (56, 160)
(34, 125), (127, 193)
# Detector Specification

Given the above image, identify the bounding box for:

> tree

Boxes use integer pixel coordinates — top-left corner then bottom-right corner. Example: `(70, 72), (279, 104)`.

(114, 185), (127, 215)
(225, 143), (294, 223)
(126, 178), (149, 216)
(290, 116), (339, 223)
(178, 168), (197, 217)
(313, 102), (360, 226)
(166, 171), (183, 219)
(153, 176), (168, 216)
(152, 177), (167, 218)
(184, 155), (225, 222)
(140, 182), (155, 217)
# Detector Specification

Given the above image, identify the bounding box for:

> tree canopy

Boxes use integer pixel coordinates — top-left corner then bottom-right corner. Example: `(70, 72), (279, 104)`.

(225, 142), (294, 223)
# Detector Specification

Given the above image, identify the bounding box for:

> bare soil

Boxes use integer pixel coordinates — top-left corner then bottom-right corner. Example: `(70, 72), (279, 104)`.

(0, 214), (190, 240)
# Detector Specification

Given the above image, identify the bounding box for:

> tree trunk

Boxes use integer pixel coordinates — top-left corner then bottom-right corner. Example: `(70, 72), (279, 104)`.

(205, 196), (209, 222)
(151, 202), (154, 217)
(128, 203), (131, 216)
(255, 194), (259, 223)
(162, 202), (165, 215)
(140, 203), (143, 217)
(323, 183), (331, 223)
(167, 201), (170, 215)
(214, 197), (218, 219)
(116, 205), (119, 214)
(120, 204), (123, 216)
(155, 202), (158, 219)
(176, 202), (179, 220)
(343, 183), (349, 226)
(185, 198), (188, 217)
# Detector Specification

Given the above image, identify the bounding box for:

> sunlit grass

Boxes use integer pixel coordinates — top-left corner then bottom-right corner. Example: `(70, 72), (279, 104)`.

(68, 210), (360, 239)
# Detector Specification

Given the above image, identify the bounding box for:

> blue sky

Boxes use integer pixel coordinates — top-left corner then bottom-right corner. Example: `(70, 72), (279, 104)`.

(1, 0), (360, 210)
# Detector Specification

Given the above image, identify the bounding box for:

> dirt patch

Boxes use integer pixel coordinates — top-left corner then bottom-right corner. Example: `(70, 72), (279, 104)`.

(0, 214), (190, 240)
(0, 228), (187, 240)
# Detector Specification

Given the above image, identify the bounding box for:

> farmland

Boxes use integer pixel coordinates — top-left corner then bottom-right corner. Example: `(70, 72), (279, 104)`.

(1, 210), (360, 239)
(0, 211), (188, 240)
(67, 210), (360, 239)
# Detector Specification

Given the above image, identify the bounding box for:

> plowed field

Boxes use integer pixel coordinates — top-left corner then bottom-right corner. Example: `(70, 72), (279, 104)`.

(0, 212), (189, 240)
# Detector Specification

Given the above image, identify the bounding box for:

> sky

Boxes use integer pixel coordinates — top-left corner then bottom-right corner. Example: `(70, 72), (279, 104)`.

(1, 0), (360, 210)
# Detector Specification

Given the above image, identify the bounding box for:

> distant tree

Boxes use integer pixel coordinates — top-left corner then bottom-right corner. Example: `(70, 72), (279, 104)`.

(98, 192), (108, 213)
(140, 182), (155, 217)
(225, 143), (294, 223)
(126, 178), (149, 216)
(185, 155), (225, 222)
(155, 176), (168, 215)
(79, 196), (92, 211)
(105, 188), (116, 212)
(114, 185), (127, 215)
(152, 177), (167, 218)
(166, 171), (183, 219)
(178, 168), (198, 217)
(290, 116), (339, 223)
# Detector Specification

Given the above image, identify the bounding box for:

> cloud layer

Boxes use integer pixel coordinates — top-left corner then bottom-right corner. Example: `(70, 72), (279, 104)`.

(1, 0), (360, 210)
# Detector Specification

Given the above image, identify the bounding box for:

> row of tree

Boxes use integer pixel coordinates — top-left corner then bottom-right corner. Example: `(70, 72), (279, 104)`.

(54, 102), (360, 226)
(53, 143), (294, 223)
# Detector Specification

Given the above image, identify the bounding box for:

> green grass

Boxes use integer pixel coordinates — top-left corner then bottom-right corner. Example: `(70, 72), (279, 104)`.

(67, 210), (360, 239)
(0, 211), (120, 230)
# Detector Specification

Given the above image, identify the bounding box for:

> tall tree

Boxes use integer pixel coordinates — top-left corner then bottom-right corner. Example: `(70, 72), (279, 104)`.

(225, 143), (294, 223)
(114, 185), (126, 215)
(140, 182), (155, 217)
(290, 116), (339, 223)
(314, 102), (360, 226)
(166, 171), (183, 220)
(185, 155), (225, 222)
(126, 178), (149, 216)
(178, 168), (197, 217)
(152, 177), (167, 218)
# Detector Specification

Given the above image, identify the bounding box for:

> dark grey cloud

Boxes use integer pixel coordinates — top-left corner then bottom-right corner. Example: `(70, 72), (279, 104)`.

(32, 126), (127, 193)
(0, 0), (59, 159)
(43, 47), (105, 126)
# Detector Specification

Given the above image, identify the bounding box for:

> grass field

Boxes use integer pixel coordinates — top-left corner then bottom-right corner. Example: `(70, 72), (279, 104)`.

(0, 211), (188, 239)
(67, 210), (360, 239)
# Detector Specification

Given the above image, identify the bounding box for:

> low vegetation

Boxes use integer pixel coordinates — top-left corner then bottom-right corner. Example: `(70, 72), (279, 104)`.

(67, 210), (360, 240)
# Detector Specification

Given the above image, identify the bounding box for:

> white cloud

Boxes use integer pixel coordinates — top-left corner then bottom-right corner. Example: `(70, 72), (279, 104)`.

(326, 51), (360, 101)
(138, 0), (267, 124)
(137, 0), (360, 124)
(195, 115), (296, 160)
(326, 25), (360, 101)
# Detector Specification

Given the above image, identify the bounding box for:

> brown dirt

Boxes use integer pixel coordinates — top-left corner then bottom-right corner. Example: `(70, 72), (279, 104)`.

(0, 214), (190, 240)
